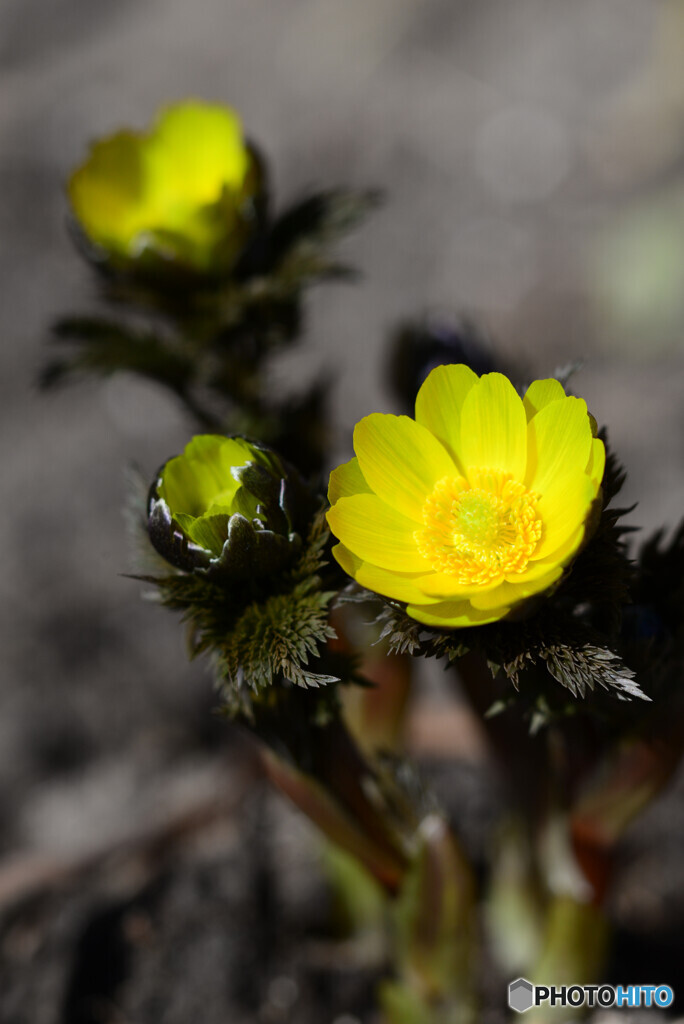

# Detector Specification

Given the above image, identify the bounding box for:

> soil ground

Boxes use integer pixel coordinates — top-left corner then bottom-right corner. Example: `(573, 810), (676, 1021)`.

(1, 2), (684, 1021)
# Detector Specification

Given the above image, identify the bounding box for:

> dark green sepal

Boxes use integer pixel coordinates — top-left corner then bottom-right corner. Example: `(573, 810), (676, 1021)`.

(147, 495), (211, 573)
(233, 462), (289, 534)
(202, 512), (300, 580)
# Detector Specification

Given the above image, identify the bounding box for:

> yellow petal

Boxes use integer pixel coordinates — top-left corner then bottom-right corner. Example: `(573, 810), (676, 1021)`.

(413, 572), (503, 599)
(68, 131), (148, 252)
(523, 378), (567, 420)
(328, 457), (371, 505)
(540, 523), (585, 567)
(533, 475), (596, 560)
(354, 414), (457, 522)
(406, 599), (509, 628)
(459, 373), (527, 482)
(327, 494), (429, 571)
(586, 437), (606, 490)
(525, 396), (593, 495)
(159, 435), (247, 516)
(469, 565), (562, 611)
(414, 364), (478, 468)
(333, 544), (441, 605)
(148, 101), (249, 205)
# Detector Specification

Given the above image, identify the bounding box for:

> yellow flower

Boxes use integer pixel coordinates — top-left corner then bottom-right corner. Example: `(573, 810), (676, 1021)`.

(68, 100), (262, 274)
(327, 366), (605, 628)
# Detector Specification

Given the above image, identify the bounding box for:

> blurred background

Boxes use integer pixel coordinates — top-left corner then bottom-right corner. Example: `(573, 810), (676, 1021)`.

(2, 1), (684, 1021)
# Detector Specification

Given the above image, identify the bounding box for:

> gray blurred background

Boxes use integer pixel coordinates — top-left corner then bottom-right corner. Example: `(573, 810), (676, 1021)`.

(2, 1), (684, 1020)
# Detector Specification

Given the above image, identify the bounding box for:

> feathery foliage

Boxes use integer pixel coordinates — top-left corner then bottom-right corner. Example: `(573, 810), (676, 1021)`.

(135, 509), (344, 714)
(354, 442), (648, 708)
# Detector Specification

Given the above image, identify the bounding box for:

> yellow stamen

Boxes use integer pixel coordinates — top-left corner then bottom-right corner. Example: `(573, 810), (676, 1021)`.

(415, 469), (542, 585)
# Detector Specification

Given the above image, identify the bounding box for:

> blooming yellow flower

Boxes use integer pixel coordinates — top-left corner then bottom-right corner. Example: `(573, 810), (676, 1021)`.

(68, 100), (262, 274)
(327, 366), (605, 628)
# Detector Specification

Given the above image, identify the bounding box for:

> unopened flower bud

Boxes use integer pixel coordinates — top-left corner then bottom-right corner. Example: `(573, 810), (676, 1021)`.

(148, 435), (312, 578)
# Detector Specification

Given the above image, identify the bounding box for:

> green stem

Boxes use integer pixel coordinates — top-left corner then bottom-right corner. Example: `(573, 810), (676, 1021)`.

(524, 896), (609, 1023)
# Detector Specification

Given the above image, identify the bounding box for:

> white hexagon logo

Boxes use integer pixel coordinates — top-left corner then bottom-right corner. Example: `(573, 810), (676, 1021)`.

(509, 978), (534, 1013)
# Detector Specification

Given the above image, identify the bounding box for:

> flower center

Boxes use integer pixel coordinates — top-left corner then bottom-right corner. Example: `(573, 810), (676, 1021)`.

(415, 469), (542, 585)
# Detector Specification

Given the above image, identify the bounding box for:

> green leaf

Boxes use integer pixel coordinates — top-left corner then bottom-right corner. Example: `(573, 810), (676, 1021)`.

(319, 839), (387, 938)
(215, 587), (338, 696)
(394, 816), (476, 1006)
(380, 982), (435, 1024)
(41, 317), (193, 391)
(268, 189), (382, 268)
